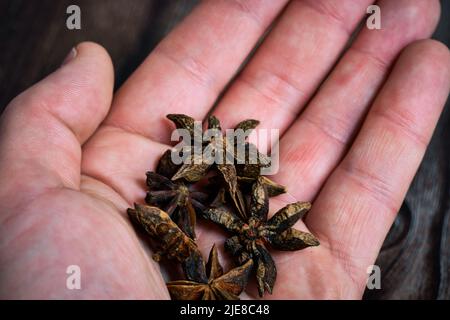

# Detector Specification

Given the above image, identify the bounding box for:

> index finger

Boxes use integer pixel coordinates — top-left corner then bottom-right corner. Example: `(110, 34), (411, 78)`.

(103, 0), (289, 144)
(307, 40), (450, 288)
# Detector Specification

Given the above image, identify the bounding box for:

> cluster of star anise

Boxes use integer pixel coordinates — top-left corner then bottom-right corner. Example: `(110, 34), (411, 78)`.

(127, 114), (319, 300)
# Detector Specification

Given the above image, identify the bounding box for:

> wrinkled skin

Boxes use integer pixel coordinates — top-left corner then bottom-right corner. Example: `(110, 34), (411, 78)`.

(0, 0), (449, 299)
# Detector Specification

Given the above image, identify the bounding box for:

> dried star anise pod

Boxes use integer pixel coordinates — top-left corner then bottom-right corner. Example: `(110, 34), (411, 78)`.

(127, 204), (205, 281)
(167, 115), (251, 219)
(169, 115), (232, 183)
(203, 176), (320, 297)
(163, 114), (214, 183)
(145, 172), (208, 239)
(167, 244), (253, 300)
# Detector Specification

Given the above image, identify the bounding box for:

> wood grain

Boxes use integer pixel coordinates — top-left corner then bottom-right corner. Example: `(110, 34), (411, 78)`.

(0, 0), (449, 299)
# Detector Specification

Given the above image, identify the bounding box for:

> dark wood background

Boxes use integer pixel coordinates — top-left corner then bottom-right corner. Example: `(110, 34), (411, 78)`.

(0, 0), (449, 300)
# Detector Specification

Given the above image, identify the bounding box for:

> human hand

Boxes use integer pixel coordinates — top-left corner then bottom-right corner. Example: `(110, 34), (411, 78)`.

(1, 0), (449, 299)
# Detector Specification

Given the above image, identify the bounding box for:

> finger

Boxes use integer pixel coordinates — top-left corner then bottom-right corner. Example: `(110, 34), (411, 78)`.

(0, 42), (114, 202)
(307, 40), (450, 289)
(81, 0), (289, 202)
(103, 0), (290, 143)
(212, 0), (373, 131)
(275, 0), (441, 200)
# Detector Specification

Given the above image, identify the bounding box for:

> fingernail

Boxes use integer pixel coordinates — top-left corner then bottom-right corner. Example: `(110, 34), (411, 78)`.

(61, 47), (78, 66)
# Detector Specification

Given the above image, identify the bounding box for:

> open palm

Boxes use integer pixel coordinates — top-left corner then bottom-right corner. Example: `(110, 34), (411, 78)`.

(1, 0), (449, 299)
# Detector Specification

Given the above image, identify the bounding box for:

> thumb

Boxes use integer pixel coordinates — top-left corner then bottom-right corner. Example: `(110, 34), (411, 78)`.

(0, 42), (114, 208)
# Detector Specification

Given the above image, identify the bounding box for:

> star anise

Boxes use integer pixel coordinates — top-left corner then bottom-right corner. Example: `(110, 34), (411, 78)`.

(127, 204), (205, 281)
(145, 171), (208, 239)
(167, 244), (253, 300)
(203, 176), (320, 297)
(168, 115), (235, 180)
(167, 114), (269, 220)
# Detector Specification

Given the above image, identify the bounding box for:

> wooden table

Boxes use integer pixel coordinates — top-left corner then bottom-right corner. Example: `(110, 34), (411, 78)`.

(1, 0), (449, 299)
